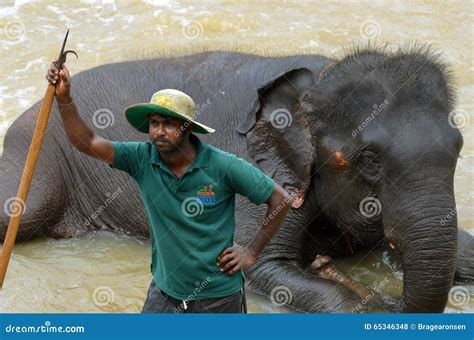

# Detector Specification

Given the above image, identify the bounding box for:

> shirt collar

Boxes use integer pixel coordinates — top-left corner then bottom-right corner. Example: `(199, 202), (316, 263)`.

(150, 133), (210, 170)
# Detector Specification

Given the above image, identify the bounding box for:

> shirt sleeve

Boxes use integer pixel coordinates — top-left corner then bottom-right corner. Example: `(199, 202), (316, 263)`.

(226, 155), (275, 205)
(109, 141), (148, 178)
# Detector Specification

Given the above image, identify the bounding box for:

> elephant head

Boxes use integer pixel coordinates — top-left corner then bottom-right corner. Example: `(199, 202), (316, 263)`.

(238, 47), (463, 313)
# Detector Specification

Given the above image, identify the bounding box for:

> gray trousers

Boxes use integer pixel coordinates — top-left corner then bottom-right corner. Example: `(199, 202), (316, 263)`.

(141, 280), (247, 313)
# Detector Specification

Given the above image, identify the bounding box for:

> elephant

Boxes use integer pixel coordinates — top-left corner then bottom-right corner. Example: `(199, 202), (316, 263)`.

(1, 46), (473, 313)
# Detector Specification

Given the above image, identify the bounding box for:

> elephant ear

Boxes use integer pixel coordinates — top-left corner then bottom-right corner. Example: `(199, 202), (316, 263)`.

(237, 68), (316, 209)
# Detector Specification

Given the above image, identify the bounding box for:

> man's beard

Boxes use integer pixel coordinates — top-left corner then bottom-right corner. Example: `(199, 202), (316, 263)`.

(151, 135), (183, 153)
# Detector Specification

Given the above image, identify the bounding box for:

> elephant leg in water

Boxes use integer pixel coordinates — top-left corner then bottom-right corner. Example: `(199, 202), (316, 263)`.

(309, 255), (383, 306)
(247, 259), (364, 313)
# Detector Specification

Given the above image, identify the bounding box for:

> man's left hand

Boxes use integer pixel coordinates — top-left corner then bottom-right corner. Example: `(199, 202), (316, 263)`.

(216, 244), (257, 275)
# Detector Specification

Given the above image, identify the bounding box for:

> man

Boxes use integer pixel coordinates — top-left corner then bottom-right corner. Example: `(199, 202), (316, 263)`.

(46, 60), (292, 313)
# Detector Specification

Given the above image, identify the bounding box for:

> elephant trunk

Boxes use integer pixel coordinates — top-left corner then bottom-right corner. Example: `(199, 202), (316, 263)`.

(381, 174), (457, 313)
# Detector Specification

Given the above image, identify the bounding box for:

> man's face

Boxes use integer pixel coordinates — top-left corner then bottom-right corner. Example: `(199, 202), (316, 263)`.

(148, 113), (192, 153)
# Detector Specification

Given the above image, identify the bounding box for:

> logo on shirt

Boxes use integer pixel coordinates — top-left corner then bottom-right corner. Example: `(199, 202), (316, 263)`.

(196, 184), (217, 206)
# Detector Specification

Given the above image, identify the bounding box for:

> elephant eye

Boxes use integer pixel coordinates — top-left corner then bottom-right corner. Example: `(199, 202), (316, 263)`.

(356, 150), (381, 181)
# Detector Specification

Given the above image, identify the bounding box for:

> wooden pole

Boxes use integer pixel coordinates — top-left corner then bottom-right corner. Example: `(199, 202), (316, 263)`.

(0, 84), (56, 288)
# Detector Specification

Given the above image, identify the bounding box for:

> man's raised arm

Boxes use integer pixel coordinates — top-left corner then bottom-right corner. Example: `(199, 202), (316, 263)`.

(46, 60), (114, 164)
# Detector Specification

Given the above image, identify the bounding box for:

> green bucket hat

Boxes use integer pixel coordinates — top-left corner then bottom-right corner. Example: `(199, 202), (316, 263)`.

(124, 89), (215, 134)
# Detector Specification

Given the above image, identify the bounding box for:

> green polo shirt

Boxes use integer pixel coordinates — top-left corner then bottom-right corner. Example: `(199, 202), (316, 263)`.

(110, 133), (275, 300)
